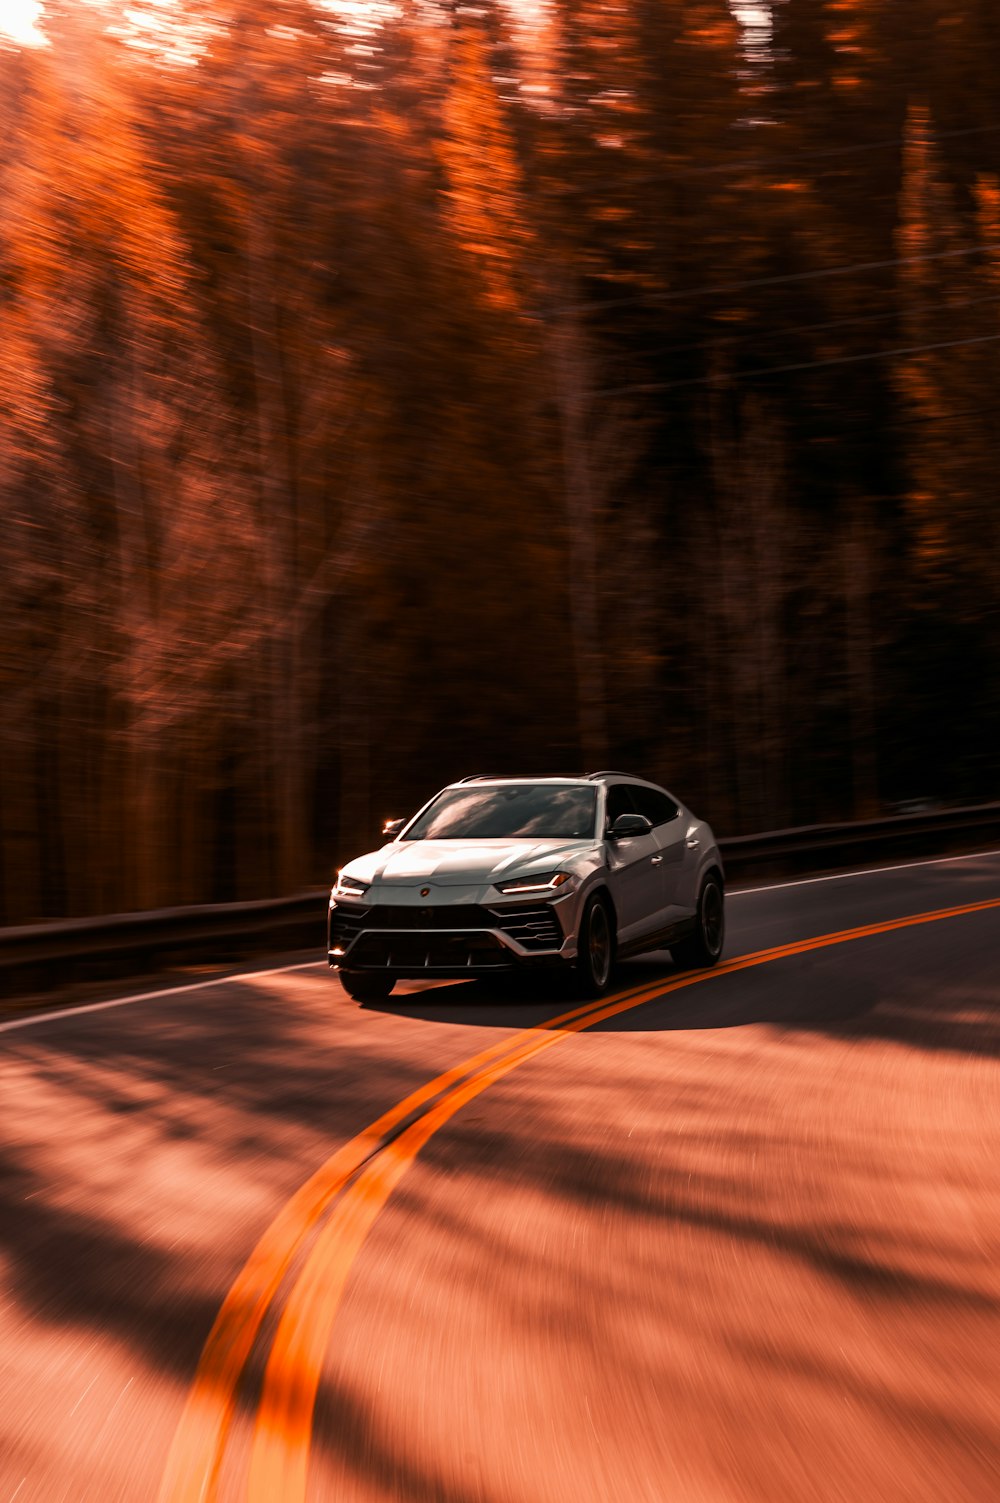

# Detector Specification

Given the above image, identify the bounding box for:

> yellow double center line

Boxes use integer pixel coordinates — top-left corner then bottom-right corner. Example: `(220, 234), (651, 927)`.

(159, 896), (1000, 1503)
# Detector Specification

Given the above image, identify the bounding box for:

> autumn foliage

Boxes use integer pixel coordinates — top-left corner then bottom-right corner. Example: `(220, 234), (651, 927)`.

(1, 1), (998, 922)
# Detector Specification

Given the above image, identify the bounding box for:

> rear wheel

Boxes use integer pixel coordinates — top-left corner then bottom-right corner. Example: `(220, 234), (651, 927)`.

(338, 970), (395, 1002)
(672, 876), (725, 969)
(574, 895), (615, 997)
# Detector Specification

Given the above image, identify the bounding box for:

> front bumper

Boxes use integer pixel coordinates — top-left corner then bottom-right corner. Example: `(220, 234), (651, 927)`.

(328, 895), (577, 977)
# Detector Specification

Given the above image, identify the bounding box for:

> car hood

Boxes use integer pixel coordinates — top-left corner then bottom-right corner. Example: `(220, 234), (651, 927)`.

(346, 839), (595, 889)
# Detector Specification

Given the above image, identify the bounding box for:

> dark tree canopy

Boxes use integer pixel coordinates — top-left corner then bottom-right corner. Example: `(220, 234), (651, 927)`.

(0, 0), (997, 921)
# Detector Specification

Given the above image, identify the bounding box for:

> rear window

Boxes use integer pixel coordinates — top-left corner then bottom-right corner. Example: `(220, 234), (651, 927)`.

(405, 784), (598, 840)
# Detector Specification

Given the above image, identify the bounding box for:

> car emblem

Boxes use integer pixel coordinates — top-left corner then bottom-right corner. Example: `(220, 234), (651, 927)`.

(420, 887), (431, 897)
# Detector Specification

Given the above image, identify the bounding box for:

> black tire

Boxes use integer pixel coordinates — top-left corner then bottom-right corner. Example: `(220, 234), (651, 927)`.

(672, 876), (725, 970)
(574, 894), (615, 998)
(338, 970), (395, 1002)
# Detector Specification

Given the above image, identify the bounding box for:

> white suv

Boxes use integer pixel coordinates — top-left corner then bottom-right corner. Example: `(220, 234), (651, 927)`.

(328, 773), (725, 1001)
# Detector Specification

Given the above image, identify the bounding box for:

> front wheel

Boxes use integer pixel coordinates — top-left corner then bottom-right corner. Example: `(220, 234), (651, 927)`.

(337, 970), (395, 1002)
(672, 876), (725, 969)
(574, 895), (615, 998)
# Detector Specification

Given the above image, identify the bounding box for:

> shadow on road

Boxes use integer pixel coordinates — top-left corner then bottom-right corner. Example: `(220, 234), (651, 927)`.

(0, 899), (997, 1491)
(366, 914), (1000, 1056)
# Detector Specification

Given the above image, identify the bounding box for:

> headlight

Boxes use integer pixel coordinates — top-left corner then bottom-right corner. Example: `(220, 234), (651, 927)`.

(332, 872), (370, 899)
(495, 871), (575, 895)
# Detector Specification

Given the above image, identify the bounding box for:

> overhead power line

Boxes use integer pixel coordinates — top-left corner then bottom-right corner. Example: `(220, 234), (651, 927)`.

(545, 119), (1000, 192)
(542, 238), (1000, 318)
(631, 289), (1000, 365)
(599, 331), (1000, 398)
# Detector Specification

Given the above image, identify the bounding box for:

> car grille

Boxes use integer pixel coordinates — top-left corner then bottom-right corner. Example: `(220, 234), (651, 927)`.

(330, 900), (563, 957)
(337, 904), (488, 930)
(349, 931), (508, 970)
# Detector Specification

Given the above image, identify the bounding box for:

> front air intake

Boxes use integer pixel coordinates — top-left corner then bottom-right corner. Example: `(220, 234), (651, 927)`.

(489, 906), (562, 950)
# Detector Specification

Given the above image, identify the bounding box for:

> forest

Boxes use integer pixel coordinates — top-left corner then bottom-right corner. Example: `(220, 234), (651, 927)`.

(1, 0), (998, 923)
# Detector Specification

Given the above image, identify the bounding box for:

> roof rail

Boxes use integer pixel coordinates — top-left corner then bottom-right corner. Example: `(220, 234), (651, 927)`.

(585, 770), (640, 780)
(455, 773), (578, 784)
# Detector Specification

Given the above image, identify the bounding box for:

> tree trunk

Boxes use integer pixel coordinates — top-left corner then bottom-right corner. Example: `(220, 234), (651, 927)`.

(551, 314), (609, 770)
(844, 497), (879, 818)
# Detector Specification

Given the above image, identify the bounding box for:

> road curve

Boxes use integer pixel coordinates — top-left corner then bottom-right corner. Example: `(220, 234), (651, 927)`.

(1, 852), (999, 1503)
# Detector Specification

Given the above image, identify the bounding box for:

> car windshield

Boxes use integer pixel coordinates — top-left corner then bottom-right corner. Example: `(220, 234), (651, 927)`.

(404, 784), (598, 841)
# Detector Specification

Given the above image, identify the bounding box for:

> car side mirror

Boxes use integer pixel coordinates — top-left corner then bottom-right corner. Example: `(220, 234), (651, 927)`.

(607, 812), (653, 840)
(382, 818), (406, 839)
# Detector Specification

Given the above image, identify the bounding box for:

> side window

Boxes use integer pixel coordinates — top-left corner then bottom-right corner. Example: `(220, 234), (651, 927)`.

(605, 784), (638, 829)
(631, 786), (679, 829)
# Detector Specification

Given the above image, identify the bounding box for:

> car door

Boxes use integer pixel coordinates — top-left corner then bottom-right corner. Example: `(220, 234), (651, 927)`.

(630, 785), (686, 923)
(603, 784), (665, 945)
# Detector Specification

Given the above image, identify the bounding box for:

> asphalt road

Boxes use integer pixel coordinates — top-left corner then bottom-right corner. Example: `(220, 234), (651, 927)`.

(1, 852), (999, 1503)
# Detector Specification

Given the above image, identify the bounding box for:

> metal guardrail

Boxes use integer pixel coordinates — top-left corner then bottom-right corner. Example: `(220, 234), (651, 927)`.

(0, 892), (326, 983)
(718, 800), (1000, 878)
(1, 801), (998, 993)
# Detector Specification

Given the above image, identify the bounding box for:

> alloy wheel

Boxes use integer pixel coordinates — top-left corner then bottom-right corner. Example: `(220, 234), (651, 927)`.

(587, 901), (612, 990)
(701, 881), (725, 958)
